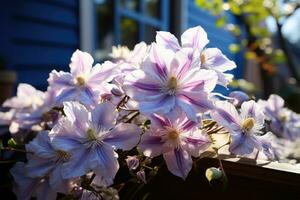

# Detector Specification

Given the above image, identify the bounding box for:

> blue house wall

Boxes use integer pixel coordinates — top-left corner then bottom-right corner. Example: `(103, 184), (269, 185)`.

(0, 0), (79, 90)
(0, 0), (243, 91)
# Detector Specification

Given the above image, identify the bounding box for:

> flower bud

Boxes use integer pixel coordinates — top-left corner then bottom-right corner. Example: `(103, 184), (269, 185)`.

(229, 91), (250, 107)
(205, 167), (223, 182)
(125, 156), (139, 170)
(136, 170), (147, 184)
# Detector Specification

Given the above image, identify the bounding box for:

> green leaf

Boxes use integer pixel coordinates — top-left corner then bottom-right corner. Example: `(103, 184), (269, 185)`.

(215, 16), (227, 27)
(229, 1), (241, 15)
(245, 51), (257, 60)
(8, 138), (17, 148)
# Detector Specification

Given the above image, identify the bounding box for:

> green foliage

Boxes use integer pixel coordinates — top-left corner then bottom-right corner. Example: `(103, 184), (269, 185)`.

(229, 43), (240, 53)
(7, 138), (17, 148)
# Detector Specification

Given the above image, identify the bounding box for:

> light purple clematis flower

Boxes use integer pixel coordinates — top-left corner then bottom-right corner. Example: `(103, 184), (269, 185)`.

(10, 162), (58, 200)
(258, 94), (300, 140)
(211, 100), (272, 156)
(156, 26), (236, 86)
(124, 44), (218, 122)
(139, 114), (211, 179)
(50, 101), (140, 186)
(3, 83), (45, 110)
(1, 83), (46, 133)
(24, 131), (75, 194)
(48, 50), (118, 105)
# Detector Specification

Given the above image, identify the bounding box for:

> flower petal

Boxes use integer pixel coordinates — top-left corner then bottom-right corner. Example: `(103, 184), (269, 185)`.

(229, 132), (261, 155)
(92, 102), (117, 131)
(156, 31), (181, 51)
(139, 95), (176, 114)
(139, 133), (164, 157)
(88, 61), (118, 85)
(181, 26), (209, 52)
(210, 101), (241, 130)
(69, 50), (94, 76)
(26, 131), (55, 159)
(90, 143), (119, 186)
(63, 101), (89, 132)
(201, 48), (236, 72)
(103, 123), (140, 150)
(163, 148), (193, 179)
(62, 147), (92, 179)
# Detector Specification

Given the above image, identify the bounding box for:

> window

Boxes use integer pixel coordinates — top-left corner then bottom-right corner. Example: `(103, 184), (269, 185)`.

(94, 0), (170, 61)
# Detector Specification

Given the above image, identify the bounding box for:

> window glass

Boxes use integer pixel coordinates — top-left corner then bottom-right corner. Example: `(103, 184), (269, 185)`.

(120, 0), (140, 12)
(145, 0), (161, 19)
(144, 25), (159, 44)
(121, 17), (139, 49)
(95, 0), (114, 60)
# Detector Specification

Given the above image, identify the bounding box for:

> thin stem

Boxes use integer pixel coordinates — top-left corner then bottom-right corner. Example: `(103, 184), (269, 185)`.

(116, 95), (129, 110)
(125, 112), (140, 123)
(1, 147), (29, 154)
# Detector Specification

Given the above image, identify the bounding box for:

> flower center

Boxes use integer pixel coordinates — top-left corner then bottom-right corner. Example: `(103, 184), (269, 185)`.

(200, 54), (206, 65)
(166, 76), (178, 94)
(56, 150), (70, 162)
(167, 129), (180, 140)
(76, 76), (86, 86)
(242, 118), (255, 130)
(87, 128), (97, 141)
(279, 114), (287, 122)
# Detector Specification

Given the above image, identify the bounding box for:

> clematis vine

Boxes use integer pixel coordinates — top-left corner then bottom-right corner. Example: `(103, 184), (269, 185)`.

(211, 100), (274, 157)
(258, 94), (300, 140)
(156, 26), (236, 86)
(124, 44), (218, 122)
(49, 101), (141, 185)
(48, 50), (118, 105)
(139, 114), (211, 179)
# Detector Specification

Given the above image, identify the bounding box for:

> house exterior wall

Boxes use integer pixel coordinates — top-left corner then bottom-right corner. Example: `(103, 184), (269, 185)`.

(0, 0), (80, 90)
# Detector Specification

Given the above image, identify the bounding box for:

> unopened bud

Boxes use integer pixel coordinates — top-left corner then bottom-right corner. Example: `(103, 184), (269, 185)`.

(229, 91), (250, 107)
(136, 170), (147, 184)
(205, 167), (223, 182)
(125, 156), (139, 170)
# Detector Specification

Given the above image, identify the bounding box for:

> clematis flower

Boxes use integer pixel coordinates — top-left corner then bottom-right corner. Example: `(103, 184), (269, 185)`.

(3, 83), (44, 110)
(110, 42), (149, 66)
(211, 100), (272, 156)
(1, 84), (46, 133)
(124, 44), (218, 122)
(139, 114), (211, 179)
(10, 162), (57, 200)
(156, 26), (236, 86)
(25, 131), (75, 194)
(6, 89), (59, 133)
(50, 101), (140, 185)
(48, 50), (118, 105)
(258, 94), (300, 140)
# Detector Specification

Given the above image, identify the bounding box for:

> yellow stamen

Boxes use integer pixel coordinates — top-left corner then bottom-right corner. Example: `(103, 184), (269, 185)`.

(280, 115), (287, 122)
(87, 128), (97, 140)
(56, 150), (70, 161)
(242, 118), (255, 130)
(76, 76), (85, 86)
(167, 76), (178, 90)
(200, 54), (206, 65)
(168, 129), (180, 140)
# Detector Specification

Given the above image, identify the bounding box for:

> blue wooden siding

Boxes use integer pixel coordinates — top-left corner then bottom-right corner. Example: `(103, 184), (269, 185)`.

(187, 0), (244, 79)
(0, 0), (79, 90)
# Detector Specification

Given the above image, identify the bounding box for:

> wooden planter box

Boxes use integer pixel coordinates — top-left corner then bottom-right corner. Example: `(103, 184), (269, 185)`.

(127, 156), (300, 200)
